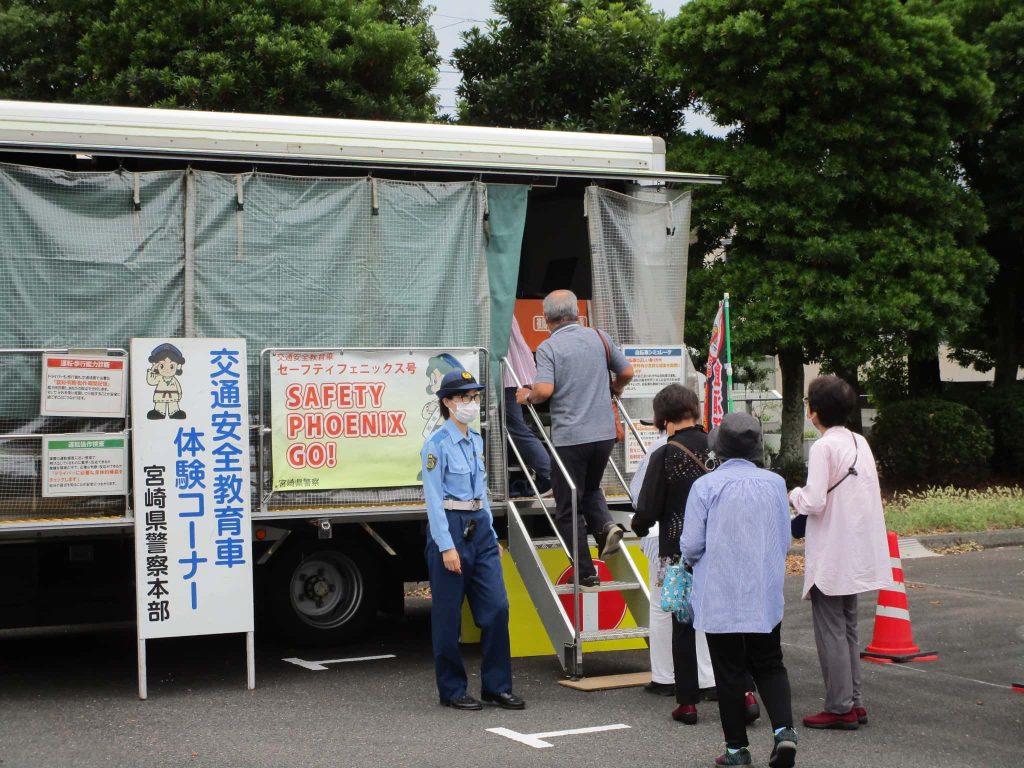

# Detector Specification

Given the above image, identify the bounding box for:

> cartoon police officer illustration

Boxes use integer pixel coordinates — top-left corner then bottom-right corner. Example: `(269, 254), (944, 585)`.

(421, 353), (465, 439)
(146, 342), (186, 420)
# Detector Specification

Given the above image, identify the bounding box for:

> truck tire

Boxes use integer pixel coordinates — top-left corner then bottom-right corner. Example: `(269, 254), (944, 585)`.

(266, 541), (377, 645)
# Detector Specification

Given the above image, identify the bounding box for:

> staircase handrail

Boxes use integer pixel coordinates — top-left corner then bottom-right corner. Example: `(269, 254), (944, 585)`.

(500, 356), (582, 646)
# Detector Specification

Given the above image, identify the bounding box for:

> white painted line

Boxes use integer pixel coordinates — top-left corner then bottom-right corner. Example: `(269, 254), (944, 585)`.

(884, 661), (1012, 691)
(898, 537), (941, 559)
(282, 654), (396, 671)
(487, 723), (631, 749)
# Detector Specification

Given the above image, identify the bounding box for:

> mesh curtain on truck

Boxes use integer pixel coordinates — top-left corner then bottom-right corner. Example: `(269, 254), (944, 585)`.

(0, 165), (498, 518)
(585, 185), (696, 495)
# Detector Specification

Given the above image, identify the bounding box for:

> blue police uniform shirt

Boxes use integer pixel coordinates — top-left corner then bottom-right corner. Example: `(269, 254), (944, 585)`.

(421, 417), (494, 552)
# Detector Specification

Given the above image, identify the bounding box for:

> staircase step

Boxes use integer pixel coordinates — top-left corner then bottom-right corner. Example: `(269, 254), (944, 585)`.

(531, 536), (568, 550)
(554, 580), (642, 594)
(529, 536), (640, 551)
(580, 626), (650, 642)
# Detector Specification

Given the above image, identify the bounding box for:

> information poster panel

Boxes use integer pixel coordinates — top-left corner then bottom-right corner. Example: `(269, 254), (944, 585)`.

(270, 349), (480, 491)
(623, 346), (686, 398)
(130, 338), (254, 640)
(42, 435), (128, 497)
(626, 424), (664, 473)
(40, 354), (127, 417)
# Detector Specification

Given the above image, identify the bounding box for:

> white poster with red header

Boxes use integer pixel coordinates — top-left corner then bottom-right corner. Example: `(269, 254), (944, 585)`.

(40, 353), (127, 417)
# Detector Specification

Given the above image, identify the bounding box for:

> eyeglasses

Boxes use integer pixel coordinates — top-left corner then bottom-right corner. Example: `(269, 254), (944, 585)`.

(451, 392), (481, 404)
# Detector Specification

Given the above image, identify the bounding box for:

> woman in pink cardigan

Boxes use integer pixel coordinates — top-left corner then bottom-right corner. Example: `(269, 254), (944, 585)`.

(788, 376), (892, 731)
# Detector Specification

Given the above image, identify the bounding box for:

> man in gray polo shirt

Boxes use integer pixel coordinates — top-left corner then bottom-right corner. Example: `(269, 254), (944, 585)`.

(515, 290), (634, 588)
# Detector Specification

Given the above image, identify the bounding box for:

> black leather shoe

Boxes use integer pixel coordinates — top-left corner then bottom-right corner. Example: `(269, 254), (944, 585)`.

(440, 694), (482, 710)
(644, 681), (676, 696)
(482, 691), (526, 710)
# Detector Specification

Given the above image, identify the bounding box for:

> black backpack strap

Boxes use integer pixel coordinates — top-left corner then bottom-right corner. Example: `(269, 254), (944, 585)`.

(826, 432), (859, 494)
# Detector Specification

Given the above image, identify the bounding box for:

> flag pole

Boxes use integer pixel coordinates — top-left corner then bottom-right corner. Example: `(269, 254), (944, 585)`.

(723, 292), (733, 414)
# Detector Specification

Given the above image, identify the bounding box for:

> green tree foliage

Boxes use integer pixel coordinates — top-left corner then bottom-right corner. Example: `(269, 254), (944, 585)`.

(77, 0), (439, 119)
(0, 1), (114, 100)
(454, 0), (681, 137)
(937, 0), (1024, 388)
(1, 0), (439, 121)
(870, 398), (993, 487)
(663, 0), (995, 468)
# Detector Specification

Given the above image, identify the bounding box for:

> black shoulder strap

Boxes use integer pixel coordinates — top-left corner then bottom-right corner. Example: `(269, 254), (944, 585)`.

(826, 432), (859, 494)
(666, 441), (711, 474)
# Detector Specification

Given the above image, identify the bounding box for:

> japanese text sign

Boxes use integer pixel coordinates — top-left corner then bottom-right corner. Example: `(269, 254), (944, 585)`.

(131, 338), (254, 640)
(625, 424), (664, 473)
(41, 353), (127, 417)
(42, 435), (128, 497)
(622, 346), (686, 398)
(270, 349), (481, 491)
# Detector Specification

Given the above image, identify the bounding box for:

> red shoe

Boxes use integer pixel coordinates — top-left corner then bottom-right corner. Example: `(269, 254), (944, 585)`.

(671, 703), (698, 725)
(744, 691), (760, 724)
(802, 710), (859, 730)
(854, 706), (868, 724)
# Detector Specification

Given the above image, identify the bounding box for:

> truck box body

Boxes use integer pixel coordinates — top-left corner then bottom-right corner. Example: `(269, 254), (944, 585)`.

(0, 101), (718, 645)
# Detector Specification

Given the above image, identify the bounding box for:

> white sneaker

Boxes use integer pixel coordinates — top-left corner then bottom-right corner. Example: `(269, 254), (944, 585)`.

(600, 524), (624, 557)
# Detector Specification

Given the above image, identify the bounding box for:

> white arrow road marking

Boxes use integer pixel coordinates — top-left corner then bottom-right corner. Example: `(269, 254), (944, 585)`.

(282, 654), (396, 671)
(487, 723), (631, 749)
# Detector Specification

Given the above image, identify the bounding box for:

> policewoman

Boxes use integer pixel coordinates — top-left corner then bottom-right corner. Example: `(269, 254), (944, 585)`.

(421, 369), (525, 711)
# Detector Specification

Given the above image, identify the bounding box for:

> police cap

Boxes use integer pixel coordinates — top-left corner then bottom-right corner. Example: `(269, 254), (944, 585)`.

(436, 369), (484, 398)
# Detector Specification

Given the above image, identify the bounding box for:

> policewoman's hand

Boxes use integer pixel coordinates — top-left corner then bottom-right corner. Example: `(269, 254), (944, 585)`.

(442, 548), (462, 574)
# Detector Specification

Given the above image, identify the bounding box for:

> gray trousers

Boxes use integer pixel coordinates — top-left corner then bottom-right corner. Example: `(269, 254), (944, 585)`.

(810, 586), (862, 713)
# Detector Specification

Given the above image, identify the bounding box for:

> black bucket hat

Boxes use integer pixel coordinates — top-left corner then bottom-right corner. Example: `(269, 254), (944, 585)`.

(708, 412), (763, 463)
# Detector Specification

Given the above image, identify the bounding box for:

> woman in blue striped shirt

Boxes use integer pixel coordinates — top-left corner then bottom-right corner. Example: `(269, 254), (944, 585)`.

(682, 412), (797, 768)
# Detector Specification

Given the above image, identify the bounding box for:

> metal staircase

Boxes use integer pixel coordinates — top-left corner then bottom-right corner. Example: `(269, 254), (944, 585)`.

(500, 358), (651, 678)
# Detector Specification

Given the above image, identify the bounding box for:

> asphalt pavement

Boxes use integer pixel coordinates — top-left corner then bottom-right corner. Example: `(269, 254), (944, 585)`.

(1, 546), (1021, 768)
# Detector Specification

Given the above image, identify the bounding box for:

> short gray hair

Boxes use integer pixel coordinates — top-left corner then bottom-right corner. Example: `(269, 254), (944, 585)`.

(543, 290), (579, 325)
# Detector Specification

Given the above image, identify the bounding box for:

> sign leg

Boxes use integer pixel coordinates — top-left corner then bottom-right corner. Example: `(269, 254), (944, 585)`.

(246, 631), (256, 690)
(138, 637), (148, 700)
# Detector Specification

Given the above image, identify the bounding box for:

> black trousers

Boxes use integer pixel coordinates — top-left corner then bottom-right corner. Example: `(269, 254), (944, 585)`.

(706, 624), (794, 749)
(672, 616), (700, 705)
(550, 439), (616, 579)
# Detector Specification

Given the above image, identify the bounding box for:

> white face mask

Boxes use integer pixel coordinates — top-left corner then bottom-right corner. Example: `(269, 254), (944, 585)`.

(453, 401), (480, 425)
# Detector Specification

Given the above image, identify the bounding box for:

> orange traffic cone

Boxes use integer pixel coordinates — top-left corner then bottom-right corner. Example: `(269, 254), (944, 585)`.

(861, 531), (938, 664)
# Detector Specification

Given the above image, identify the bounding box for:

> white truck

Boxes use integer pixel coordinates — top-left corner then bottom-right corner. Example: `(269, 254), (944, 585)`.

(0, 101), (719, 676)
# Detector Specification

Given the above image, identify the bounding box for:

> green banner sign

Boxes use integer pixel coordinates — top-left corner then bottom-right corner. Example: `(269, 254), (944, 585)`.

(270, 349), (480, 491)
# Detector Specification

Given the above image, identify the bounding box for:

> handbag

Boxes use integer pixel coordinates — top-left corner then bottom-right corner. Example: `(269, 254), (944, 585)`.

(595, 329), (625, 442)
(659, 561), (694, 625)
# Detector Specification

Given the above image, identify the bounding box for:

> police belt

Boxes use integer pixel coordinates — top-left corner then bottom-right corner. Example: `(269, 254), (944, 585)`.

(443, 499), (484, 512)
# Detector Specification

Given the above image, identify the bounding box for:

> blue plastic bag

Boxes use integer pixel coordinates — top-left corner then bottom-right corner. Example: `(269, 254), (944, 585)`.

(659, 562), (694, 625)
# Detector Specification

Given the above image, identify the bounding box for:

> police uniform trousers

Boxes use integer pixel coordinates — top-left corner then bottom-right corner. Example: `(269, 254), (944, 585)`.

(425, 509), (512, 700)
